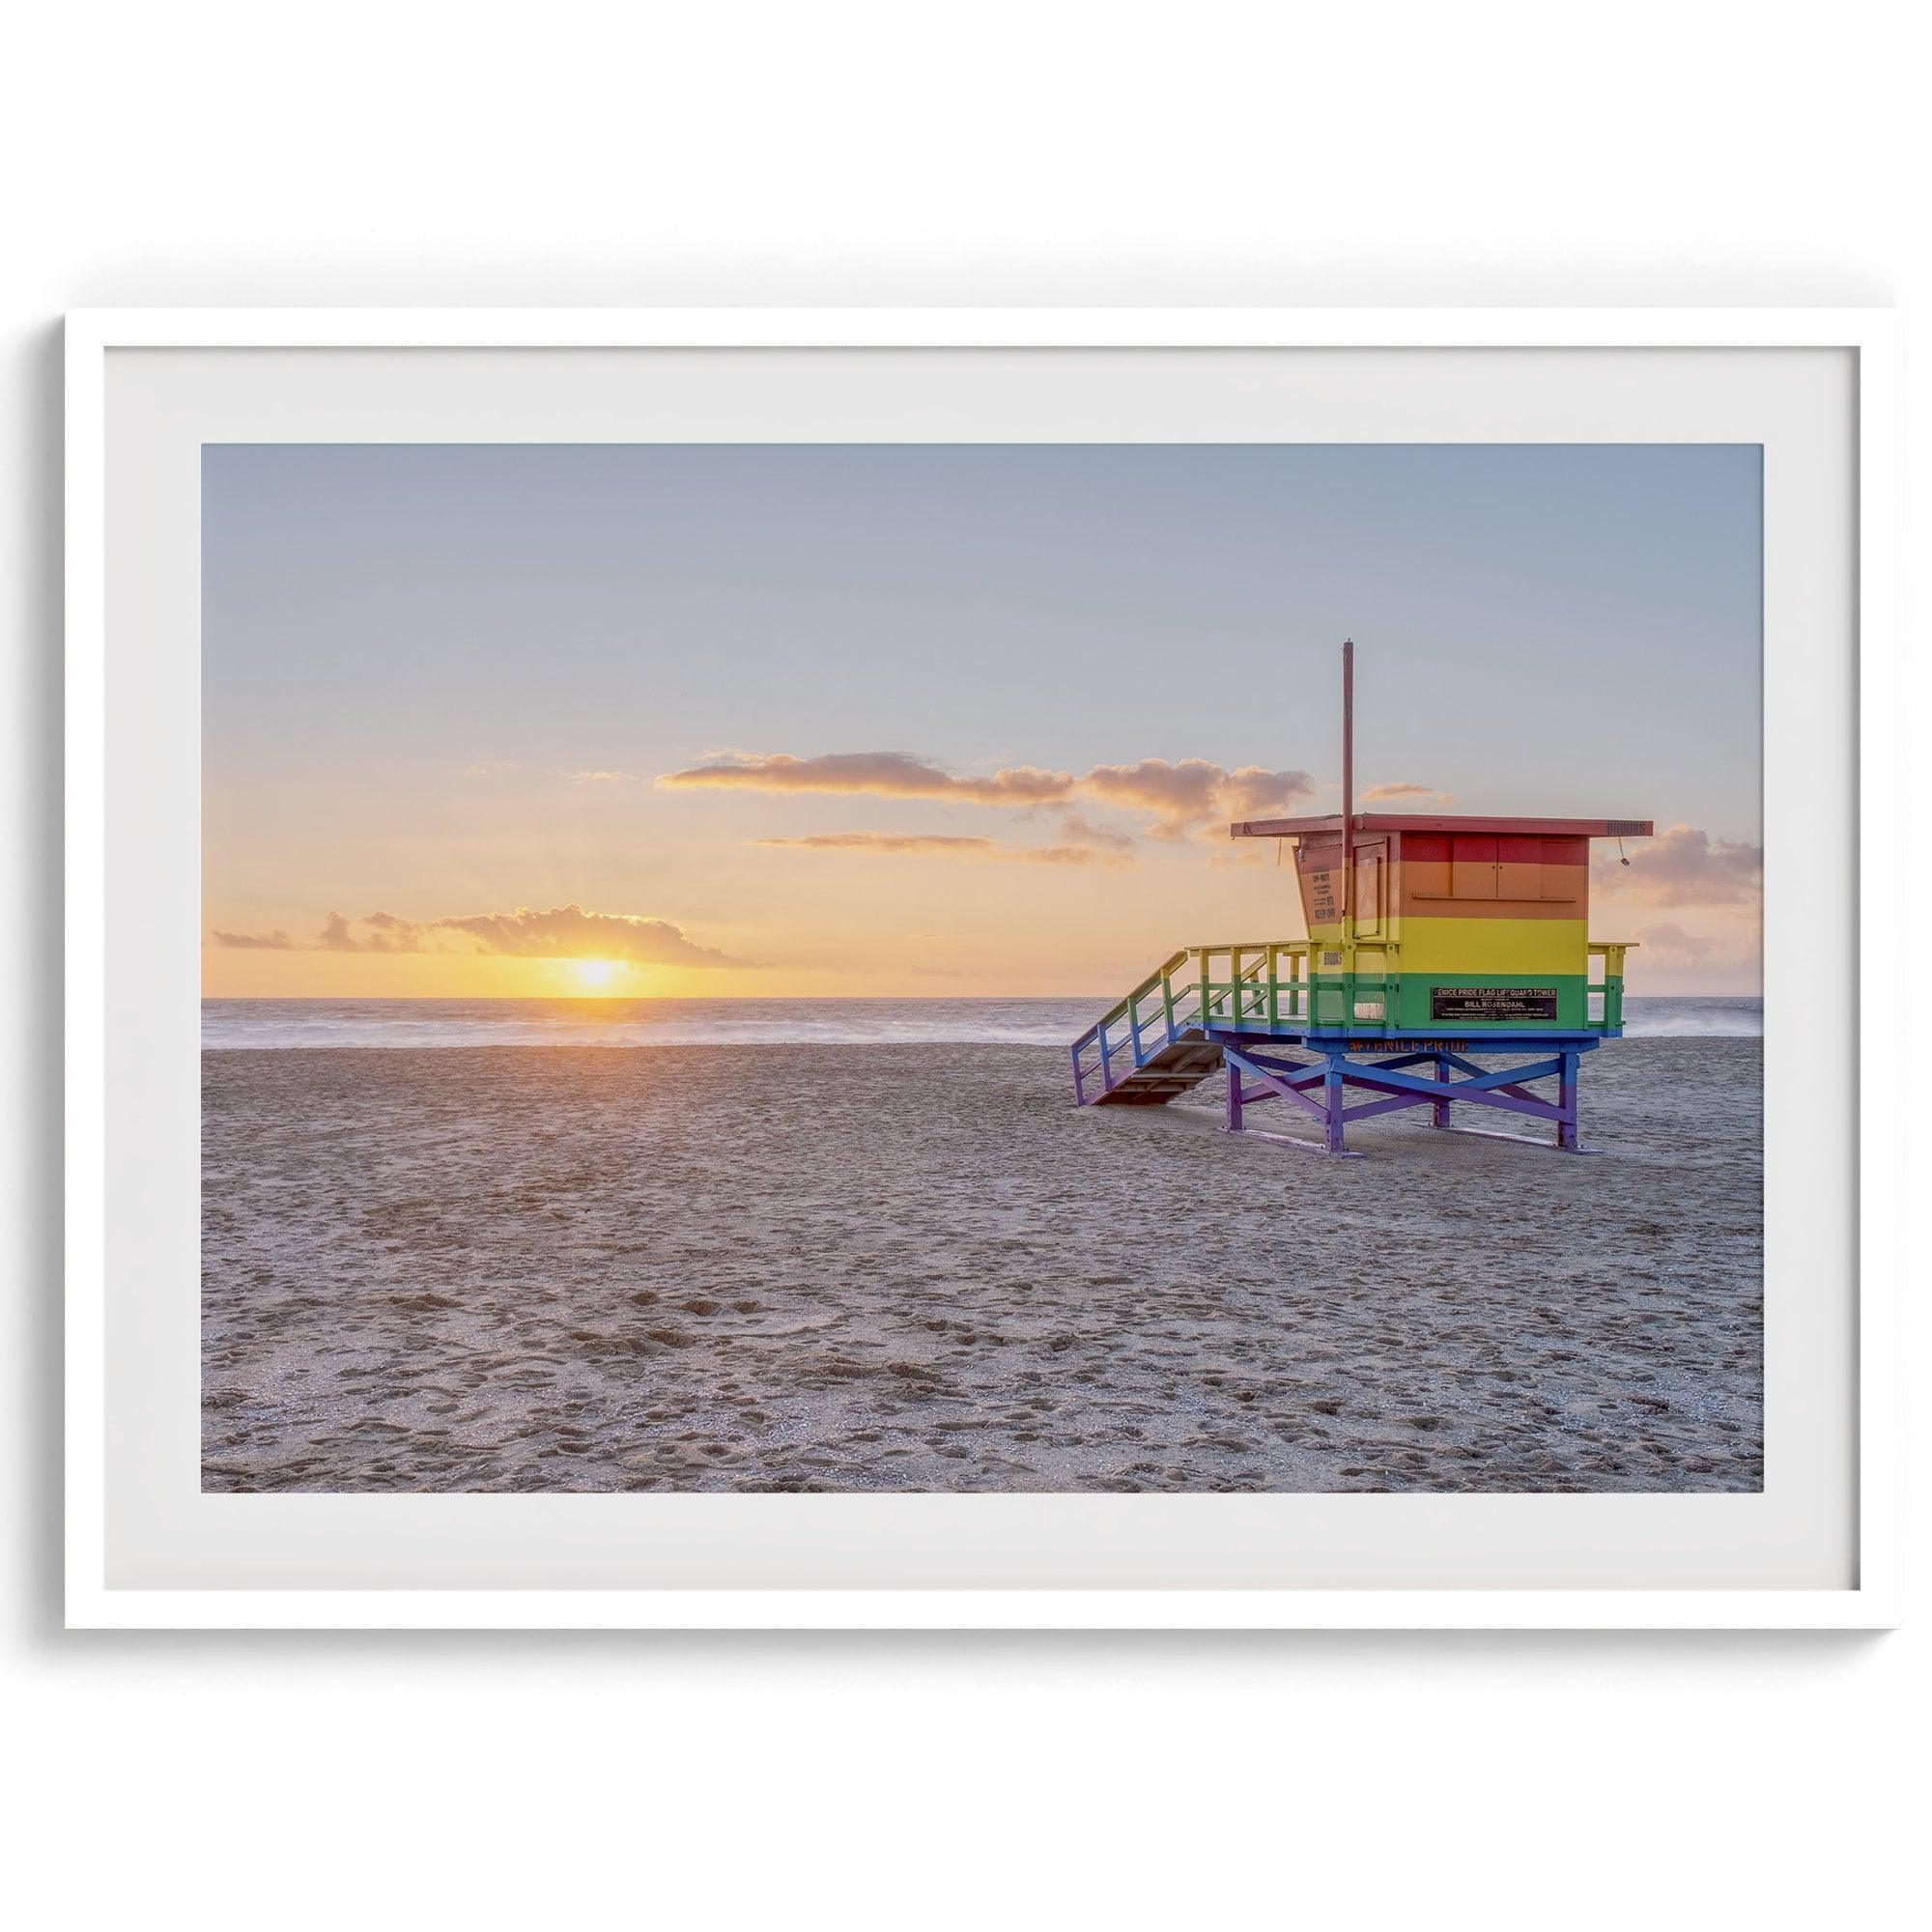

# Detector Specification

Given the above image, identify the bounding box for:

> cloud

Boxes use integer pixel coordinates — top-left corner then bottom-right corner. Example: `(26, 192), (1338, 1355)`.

(1077, 756), (1225, 836)
(213, 904), (753, 968)
(1632, 921), (1719, 965)
(1081, 758), (1316, 838)
(661, 752), (1072, 806)
(1361, 781), (1455, 805)
(316, 910), (437, 953)
(463, 760), (522, 778)
(662, 748), (1317, 840)
(212, 927), (293, 950)
(1051, 808), (1136, 852)
(753, 832), (1128, 867)
(1090, 753), (1314, 838)
(1627, 919), (1761, 989)
(362, 911), (431, 951)
(1596, 823), (1762, 907)
(753, 832), (998, 856)
(561, 769), (642, 785)
(1214, 766), (1321, 824)
(431, 903), (758, 968)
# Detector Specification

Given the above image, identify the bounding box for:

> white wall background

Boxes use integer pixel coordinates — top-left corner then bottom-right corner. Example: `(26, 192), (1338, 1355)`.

(5, 4), (1923, 1925)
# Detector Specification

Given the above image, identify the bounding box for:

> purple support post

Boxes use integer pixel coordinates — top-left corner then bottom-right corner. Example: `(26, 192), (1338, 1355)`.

(1227, 1065), (1243, 1134)
(1323, 1055), (1346, 1155)
(1432, 1052), (1452, 1129)
(1558, 1050), (1580, 1151)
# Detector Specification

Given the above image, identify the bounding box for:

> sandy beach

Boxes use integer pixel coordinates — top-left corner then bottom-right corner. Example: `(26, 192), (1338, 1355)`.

(202, 1039), (1762, 1493)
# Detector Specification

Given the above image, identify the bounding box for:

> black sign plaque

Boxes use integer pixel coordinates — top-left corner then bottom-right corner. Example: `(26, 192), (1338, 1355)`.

(1429, 985), (1558, 1023)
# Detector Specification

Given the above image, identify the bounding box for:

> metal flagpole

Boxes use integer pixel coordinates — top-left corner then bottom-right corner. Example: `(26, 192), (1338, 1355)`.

(1340, 638), (1354, 930)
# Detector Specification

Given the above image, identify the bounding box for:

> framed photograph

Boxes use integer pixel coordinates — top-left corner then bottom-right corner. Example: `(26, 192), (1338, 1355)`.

(66, 309), (1902, 1629)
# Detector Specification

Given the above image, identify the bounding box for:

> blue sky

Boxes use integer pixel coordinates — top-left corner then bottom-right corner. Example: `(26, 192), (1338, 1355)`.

(203, 442), (1762, 996)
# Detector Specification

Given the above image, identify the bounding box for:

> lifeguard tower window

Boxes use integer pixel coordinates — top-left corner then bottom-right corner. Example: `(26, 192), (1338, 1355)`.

(1352, 847), (1383, 937)
(1411, 832), (1583, 904)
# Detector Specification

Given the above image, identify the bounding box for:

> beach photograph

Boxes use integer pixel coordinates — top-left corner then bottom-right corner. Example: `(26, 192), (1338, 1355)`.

(201, 442), (1764, 1494)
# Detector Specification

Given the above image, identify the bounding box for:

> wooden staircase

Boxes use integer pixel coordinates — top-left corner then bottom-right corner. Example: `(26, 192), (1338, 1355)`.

(1071, 944), (1310, 1107)
(1087, 1034), (1224, 1105)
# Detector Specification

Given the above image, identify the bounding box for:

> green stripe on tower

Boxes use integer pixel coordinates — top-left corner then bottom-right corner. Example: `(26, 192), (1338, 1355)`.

(1303, 972), (1600, 1030)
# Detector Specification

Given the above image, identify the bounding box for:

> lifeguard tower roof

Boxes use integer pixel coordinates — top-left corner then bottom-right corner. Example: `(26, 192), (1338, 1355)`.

(1231, 813), (1652, 839)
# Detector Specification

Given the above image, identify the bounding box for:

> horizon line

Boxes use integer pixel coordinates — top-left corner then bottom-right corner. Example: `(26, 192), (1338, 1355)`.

(198, 989), (1764, 1003)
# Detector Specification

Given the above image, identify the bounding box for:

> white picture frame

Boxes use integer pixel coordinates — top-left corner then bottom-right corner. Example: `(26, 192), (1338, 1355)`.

(66, 308), (1904, 1630)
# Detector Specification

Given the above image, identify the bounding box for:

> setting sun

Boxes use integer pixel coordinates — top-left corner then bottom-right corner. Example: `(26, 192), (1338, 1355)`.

(570, 958), (622, 991)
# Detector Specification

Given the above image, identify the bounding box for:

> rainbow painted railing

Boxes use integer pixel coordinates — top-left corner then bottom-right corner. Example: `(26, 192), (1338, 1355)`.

(1586, 941), (1631, 1034)
(1071, 938), (1632, 1107)
(1071, 943), (1301, 1105)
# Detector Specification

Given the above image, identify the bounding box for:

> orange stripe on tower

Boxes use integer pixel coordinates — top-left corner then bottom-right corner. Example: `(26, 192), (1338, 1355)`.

(1400, 860), (1590, 918)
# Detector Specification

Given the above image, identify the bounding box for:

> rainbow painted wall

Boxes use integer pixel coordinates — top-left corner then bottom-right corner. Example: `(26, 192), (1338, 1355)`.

(1256, 814), (1651, 1032)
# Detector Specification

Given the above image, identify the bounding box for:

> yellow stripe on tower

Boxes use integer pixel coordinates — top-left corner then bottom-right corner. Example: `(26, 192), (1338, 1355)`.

(1391, 917), (1590, 975)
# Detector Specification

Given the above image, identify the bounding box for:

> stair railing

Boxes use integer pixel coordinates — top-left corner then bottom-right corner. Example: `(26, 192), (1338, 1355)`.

(1072, 941), (1315, 1100)
(1072, 950), (1189, 1100)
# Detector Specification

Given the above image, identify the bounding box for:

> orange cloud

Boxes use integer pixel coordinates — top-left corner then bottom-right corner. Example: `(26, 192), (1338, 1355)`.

(1048, 808), (1135, 853)
(668, 749), (1315, 840)
(754, 832), (997, 855)
(1215, 765), (1321, 823)
(1063, 757), (1319, 838)
(1361, 781), (1455, 805)
(1080, 757), (1225, 838)
(753, 832), (1129, 868)
(662, 752), (1072, 806)
(431, 904), (758, 967)
(213, 905), (753, 968)
(316, 910), (435, 953)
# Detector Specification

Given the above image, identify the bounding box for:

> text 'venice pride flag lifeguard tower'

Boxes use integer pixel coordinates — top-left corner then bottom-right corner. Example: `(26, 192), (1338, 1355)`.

(1069, 641), (1651, 1156)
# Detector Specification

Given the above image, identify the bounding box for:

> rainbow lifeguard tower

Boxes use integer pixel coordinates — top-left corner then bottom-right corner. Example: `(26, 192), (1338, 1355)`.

(1069, 642), (1651, 1156)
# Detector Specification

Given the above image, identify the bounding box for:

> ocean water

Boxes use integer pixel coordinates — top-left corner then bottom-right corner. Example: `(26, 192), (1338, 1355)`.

(201, 994), (1763, 1050)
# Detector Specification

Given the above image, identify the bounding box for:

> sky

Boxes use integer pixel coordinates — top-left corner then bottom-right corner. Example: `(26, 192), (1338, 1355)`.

(202, 442), (1762, 998)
